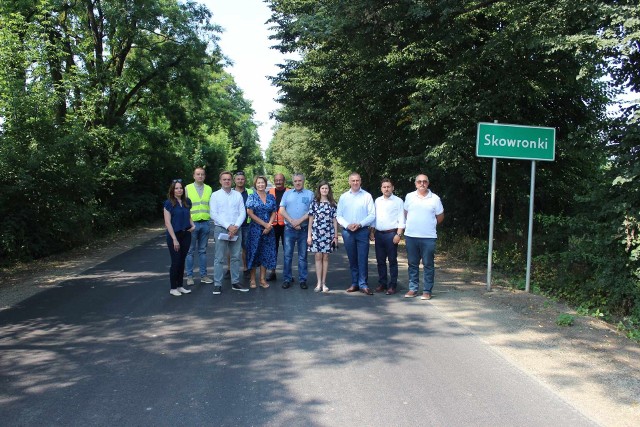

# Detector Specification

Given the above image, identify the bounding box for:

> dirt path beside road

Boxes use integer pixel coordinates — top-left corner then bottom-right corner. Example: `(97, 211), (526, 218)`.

(1, 226), (639, 426)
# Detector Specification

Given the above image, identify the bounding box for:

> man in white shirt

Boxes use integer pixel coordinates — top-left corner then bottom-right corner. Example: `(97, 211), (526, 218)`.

(369, 178), (405, 295)
(337, 172), (376, 295)
(403, 174), (444, 300)
(209, 171), (248, 295)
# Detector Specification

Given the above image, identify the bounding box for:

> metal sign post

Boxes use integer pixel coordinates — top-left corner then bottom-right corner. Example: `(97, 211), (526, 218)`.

(476, 122), (555, 292)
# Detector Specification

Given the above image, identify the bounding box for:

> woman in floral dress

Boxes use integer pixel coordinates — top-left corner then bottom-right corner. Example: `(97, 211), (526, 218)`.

(246, 176), (277, 289)
(307, 181), (339, 293)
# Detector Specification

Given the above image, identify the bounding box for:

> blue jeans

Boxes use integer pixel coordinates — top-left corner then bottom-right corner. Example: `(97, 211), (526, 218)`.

(374, 230), (398, 288)
(342, 228), (370, 289)
(213, 225), (242, 285)
(406, 236), (436, 293)
(283, 226), (308, 282)
(166, 230), (191, 289)
(186, 220), (210, 277)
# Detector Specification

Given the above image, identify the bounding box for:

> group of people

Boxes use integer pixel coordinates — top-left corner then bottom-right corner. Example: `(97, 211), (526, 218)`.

(163, 169), (444, 299)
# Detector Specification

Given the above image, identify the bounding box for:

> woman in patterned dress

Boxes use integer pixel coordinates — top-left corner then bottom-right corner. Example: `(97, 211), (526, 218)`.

(246, 176), (277, 289)
(307, 181), (339, 293)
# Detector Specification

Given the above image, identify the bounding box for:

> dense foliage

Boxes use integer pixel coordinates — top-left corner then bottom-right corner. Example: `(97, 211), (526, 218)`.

(0, 0), (262, 262)
(266, 0), (639, 318)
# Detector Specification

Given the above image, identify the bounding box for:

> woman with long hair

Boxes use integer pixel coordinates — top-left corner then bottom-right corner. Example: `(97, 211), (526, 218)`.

(245, 176), (277, 289)
(163, 179), (195, 296)
(307, 181), (339, 293)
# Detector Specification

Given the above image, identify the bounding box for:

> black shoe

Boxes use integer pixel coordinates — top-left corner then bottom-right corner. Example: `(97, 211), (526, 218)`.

(232, 283), (249, 292)
(300, 281), (308, 289)
(212, 285), (222, 295)
(266, 271), (276, 281)
(282, 281), (291, 289)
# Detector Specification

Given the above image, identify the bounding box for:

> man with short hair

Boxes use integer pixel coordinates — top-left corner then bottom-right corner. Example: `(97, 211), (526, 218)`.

(185, 167), (213, 285)
(210, 171), (248, 295)
(280, 173), (314, 289)
(234, 171), (253, 277)
(369, 178), (405, 295)
(337, 172), (376, 295)
(403, 174), (444, 300)
(266, 173), (289, 281)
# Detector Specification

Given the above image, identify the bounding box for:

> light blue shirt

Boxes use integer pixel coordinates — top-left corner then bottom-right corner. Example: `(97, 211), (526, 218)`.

(336, 188), (375, 229)
(280, 188), (314, 226)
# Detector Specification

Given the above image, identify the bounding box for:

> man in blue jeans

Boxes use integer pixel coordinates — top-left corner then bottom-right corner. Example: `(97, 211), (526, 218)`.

(280, 173), (314, 289)
(185, 167), (213, 285)
(337, 172), (376, 295)
(403, 174), (444, 300)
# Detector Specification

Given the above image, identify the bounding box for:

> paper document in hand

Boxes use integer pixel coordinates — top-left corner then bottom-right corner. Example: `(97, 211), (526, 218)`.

(218, 233), (238, 241)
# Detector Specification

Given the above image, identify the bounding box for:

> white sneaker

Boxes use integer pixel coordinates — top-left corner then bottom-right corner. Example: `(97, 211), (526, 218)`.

(169, 289), (182, 296)
(186, 277), (195, 286)
(201, 275), (214, 284)
(177, 287), (191, 294)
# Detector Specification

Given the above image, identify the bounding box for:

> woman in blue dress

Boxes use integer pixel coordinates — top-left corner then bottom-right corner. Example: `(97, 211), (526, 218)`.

(246, 175), (277, 289)
(163, 179), (195, 296)
(307, 181), (338, 293)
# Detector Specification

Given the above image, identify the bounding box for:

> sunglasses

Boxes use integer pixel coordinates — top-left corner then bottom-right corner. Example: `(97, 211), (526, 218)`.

(234, 171), (245, 176)
(416, 180), (428, 184)
(172, 179), (183, 183)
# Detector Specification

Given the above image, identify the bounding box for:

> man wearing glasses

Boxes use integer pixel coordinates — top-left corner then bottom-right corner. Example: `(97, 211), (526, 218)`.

(210, 171), (248, 294)
(403, 174), (444, 300)
(185, 167), (214, 286)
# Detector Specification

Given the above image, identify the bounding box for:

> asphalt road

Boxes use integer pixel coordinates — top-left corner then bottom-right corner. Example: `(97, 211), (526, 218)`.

(0, 234), (598, 426)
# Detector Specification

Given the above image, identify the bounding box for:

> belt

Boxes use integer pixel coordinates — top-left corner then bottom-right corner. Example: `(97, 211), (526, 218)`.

(377, 228), (398, 234)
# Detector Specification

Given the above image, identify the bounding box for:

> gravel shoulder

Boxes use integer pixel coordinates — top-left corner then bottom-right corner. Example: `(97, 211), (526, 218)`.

(1, 225), (639, 426)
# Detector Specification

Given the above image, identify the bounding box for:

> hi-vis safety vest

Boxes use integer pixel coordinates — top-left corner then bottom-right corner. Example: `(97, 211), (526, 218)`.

(268, 187), (288, 226)
(243, 188), (254, 224)
(185, 183), (213, 221)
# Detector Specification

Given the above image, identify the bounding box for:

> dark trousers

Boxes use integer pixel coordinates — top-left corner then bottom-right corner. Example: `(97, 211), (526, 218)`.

(375, 230), (399, 288)
(167, 230), (191, 289)
(273, 224), (285, 258)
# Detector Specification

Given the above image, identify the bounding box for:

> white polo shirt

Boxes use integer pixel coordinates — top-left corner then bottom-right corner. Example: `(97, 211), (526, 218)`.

(404, 190), (444, 238)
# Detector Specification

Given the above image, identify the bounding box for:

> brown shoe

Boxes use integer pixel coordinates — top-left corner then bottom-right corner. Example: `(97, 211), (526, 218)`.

(361, 287), (374, 296)
(385, 288), (397, 295)
(404, 290), (418, 298)
(375, 285), (387, 293)
(421, 292), (432, 300)
(346, 285), (359, 293)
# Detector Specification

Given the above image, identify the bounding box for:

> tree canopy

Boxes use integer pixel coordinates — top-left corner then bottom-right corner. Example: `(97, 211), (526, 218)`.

(266, 0), (640, 318)
(0, 0), (263, 260)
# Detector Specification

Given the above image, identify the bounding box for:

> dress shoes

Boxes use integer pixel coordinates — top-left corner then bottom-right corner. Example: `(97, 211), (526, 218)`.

(300, 281), (308, 289)
(282, 281), (291, 289)
(346, 285), (359, 293)
(375, 285), (387, 293)
(385, 287), (397, 295)
(361, 287), (374, 296)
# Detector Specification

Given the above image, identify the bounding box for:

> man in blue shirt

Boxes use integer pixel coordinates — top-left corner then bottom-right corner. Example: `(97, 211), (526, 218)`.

(336, 172), (376, 295)
(280, 173), (314, 289)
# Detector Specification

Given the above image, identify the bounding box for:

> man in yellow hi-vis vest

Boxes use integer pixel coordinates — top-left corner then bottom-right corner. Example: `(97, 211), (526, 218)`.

(185, 167), (214, 285)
